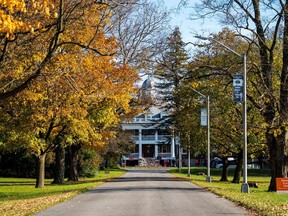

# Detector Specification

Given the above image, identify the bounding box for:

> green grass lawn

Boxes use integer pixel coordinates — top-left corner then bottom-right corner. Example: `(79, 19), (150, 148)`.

(168, 167), (288, 216)
(0, 169), (126, 216)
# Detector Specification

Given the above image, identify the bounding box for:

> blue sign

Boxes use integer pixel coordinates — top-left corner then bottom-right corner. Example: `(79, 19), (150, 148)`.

(233, 75), (243, 103)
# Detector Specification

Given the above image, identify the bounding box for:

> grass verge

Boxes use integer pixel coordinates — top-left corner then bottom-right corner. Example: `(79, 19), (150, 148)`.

(168, 167), (288, 216)
(0, 168), (126, 216)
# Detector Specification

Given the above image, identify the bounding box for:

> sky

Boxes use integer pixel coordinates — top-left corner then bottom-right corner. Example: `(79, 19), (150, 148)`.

(140, 0), (223, 81)
(161, 0), (222, 45)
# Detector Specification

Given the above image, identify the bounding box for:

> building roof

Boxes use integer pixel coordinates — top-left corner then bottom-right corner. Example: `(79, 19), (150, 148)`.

(142, 77), (154, 89)
(149, 106), (161, 115)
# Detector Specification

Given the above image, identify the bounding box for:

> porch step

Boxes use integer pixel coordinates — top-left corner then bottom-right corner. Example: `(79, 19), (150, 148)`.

(139, 157), (160, 167)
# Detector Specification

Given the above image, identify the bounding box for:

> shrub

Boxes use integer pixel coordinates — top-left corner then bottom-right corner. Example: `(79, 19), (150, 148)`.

(79, 149), (101, 178)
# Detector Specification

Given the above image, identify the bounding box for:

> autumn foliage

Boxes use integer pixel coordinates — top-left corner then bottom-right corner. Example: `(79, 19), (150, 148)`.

(0, 0), (140, 187)
(0, 0), (56, 39)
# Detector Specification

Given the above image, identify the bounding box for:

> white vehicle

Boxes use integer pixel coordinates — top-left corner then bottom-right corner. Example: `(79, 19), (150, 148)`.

(213, 157), (237, 168)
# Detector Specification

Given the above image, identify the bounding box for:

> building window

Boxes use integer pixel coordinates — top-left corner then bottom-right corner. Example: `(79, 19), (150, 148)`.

(152, 113), (161, 119)
(135, 114), (145, 122)
(147, 115), (152, 119)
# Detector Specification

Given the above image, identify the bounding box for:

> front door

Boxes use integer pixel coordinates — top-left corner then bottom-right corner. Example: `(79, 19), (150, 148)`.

(143, 145), (154, 158)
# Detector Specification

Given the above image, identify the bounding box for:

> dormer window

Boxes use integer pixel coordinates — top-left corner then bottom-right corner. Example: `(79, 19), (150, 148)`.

(152, 113), (161, 118)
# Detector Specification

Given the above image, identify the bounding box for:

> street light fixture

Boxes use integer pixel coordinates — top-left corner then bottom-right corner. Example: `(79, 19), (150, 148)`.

(195, 35), (249, 193)
(187, 87), (211, 183)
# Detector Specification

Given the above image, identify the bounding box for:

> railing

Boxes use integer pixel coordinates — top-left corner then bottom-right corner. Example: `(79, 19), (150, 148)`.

(157, 153), (172, 158)
(131, 135), (170, 141)
(134, 118), (161, 122)
(142, 135), (155, 140)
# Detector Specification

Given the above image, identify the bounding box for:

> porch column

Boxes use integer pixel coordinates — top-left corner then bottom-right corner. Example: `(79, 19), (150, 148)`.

(171, 131), (175, 158)
(155, 144), (158, 158)
(139, 129), (142, 158)
(155, 129), (158, 142)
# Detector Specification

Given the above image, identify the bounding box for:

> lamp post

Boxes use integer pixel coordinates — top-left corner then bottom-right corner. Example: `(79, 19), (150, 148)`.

(188, 87), (211, 182)
(195, 36), (249, 193)
(187, 146), (191, 177)
(179, 139), (182, 173)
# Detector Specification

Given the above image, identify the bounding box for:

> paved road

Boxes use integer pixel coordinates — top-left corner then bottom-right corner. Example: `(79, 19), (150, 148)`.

(35, 168), (251, 216)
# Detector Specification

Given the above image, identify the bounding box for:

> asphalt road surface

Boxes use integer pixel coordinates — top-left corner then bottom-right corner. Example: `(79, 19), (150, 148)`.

(35, 168), (252, 216)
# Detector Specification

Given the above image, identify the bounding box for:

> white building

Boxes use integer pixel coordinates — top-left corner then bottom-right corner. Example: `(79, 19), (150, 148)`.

(121, 77), (178, 166)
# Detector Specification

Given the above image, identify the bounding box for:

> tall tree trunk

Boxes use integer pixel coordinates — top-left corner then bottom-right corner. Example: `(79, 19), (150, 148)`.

(232, 150), (243, 183)
(220, 157), (228, 181)
(52, 144), (65, 184)
(105, 158), (109, 168)
(267, 3), (288, 191)
(67, 144), (81, 182)
(35, 153), (46, 188)
(267, 131), (288, 191)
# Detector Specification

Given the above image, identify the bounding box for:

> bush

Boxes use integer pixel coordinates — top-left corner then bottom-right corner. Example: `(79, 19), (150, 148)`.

(79, 149), (101, 178)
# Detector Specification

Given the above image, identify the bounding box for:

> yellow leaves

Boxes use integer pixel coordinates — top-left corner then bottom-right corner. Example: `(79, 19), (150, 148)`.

(89, 101), (120, 131)
(0, 1), (140, 155)
(0, 0), (26, 13)
(272, 128), (283, 137)
(29, 26), (34, 33)
(26, 135), (46, 155)
(260, 122), (269, 129)
(190, 82), (199, 89)
(53, 12), (58, 18)
(0, 11), (18, 39)
(45, 7), (50, 16)
(0, 0), (54, 39)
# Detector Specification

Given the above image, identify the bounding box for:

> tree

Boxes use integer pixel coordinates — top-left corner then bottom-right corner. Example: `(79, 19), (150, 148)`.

(190, 0), (288, 191)
(67, 143), (82, 182)
(0, 0), (53, 39)
(155, 27), (191, 90)
(2, 54), (138, 187)
(154, 27), (193, 158)
(110, 0), (169, 73)
(0, 0), (139, 188)
(0, 0), (119, 100)
(175, 88), (206, 157)
(101, 128), (135, 168)
(52, 143), (66, 184)
(154, 27), (191, 111)
(1, 22), (138, 189)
